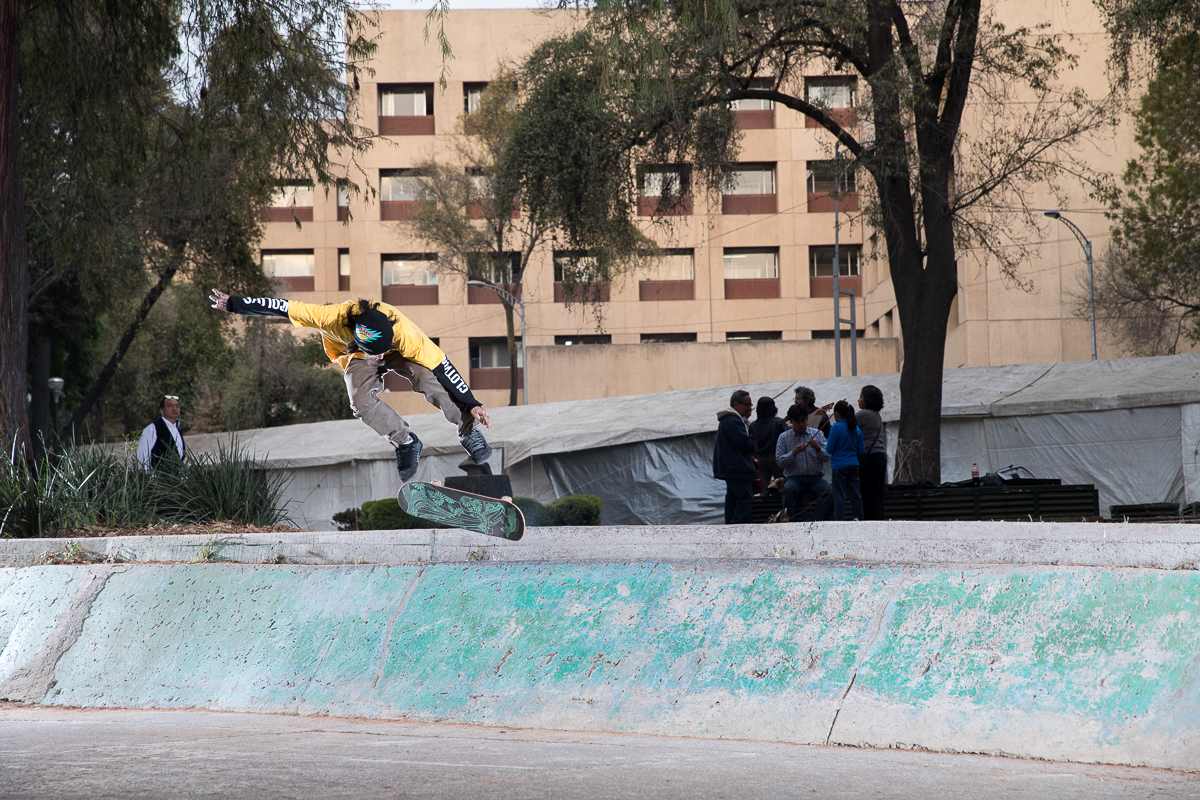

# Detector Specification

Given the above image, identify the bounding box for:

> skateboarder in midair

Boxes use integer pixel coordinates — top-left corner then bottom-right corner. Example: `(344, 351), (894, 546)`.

(208, 289), (492, 481)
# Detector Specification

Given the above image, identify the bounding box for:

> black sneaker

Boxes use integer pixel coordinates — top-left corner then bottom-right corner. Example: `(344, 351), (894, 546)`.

(459, 426), (493, 465)
(395, 433), (422, 482)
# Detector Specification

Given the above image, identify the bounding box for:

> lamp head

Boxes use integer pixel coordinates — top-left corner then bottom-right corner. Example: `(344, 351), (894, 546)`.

(47, 377), (64, 403)
(1043, 210), (1061, 219)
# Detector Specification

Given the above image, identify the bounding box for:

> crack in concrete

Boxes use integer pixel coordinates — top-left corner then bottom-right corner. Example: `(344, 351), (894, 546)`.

(372, 565), (428, 690)
(824, 568), (910, 746)
(0, 565), (126, 703)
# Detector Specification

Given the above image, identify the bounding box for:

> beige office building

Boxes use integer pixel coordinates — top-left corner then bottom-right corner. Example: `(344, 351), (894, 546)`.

(259, 3), (1142, 414)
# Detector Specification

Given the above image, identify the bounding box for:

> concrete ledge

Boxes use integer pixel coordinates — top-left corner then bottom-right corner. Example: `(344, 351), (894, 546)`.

(3, 520), (1200, 570)
(2, 560), (1199, 770)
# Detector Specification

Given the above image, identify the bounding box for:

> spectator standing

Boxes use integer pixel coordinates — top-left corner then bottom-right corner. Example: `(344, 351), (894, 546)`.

(713, 390), (757, 524)
(857, 385), (888, 520)
(793, 385), (832, 436)
(827, 400), (866, 520)
(749, 397), (788, 491)
(775, 404), (833, 521)
(136, 395), (185, 472)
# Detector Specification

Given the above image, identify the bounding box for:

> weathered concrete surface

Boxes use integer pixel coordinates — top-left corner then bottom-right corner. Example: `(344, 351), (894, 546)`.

(4, 706), (1194, 800)
(3, 560), (1200, 771)
(4, 520), (1200, 569)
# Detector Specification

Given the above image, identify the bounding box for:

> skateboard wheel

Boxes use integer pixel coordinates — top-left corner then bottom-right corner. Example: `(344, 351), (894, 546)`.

(501, 496), (512, 502)
(432, 480), (443, 486)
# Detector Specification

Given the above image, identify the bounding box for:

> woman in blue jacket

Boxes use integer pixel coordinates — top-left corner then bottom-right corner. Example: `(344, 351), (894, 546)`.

(826, 400), (866, 520)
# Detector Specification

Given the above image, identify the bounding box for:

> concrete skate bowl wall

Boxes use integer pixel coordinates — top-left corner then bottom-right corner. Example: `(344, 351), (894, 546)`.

(2, 561), (1199, 770)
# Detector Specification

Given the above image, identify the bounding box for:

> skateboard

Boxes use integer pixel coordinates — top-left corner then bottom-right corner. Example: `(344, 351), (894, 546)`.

(398, 481), (525, 541)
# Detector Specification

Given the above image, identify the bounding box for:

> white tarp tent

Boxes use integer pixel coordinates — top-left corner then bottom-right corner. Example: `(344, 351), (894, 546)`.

(187, 355), (1200, 528)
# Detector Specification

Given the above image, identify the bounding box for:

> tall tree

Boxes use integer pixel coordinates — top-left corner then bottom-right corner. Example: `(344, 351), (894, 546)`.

(526, 0), (1110, 481)
(405, 76), (556, 406)
(2, 0), (379, 450)
(1097, 32), (1200, 350)
(406, 69), (655, 405)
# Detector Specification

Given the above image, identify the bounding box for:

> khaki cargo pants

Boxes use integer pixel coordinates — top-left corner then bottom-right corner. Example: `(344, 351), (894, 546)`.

(344, 355), (469, 447)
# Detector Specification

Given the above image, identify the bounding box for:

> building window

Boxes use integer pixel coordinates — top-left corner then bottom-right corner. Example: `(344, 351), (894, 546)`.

(379, 85), (433, 116)
(470, 337), (522, 368)
(464, 82), (488, 114)
(378, 84), (435, 136)
(723, 248), (780, 299)
(338, 249), (350, 292)
(268, 182), (314, 208)
(382, 254), (438, 305)
(381, 170), (422, 201)
(724, 165), (775, 195)
(553, 252), (609, 302)
(638, 166), (692, 216)
(467, 253), (521, 304)
(383, 255), (438, 286)
(729, 78), (774, 110)
(641, 167), (687, 197)
(811, 329), (865, 340)
(643, 249), (694, 281)
(337, 182), (350, 221)
(262, 182), (314, 223)
(805, 77), (856, 109)
(810, 245), (860, 277)
(262, 250), (315, 292)
(808, 246), (861, 298)
(805, 77), (857, 129)
(553, 252), (600, 282)
(468, 252), (518, 284)
(639, 249), (695, 301)
(726, 331), (782, 341)
(554, 335), (612, 346)
(722, 165), (777, 214)
(724, 248), (778, 279)
(641, 333), (697, 343)
(807, 161), (856, 194)
(380, 170), (423, 220)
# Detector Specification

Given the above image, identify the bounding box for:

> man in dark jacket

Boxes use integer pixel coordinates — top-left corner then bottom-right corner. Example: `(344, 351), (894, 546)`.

(713, 390), (757, 524)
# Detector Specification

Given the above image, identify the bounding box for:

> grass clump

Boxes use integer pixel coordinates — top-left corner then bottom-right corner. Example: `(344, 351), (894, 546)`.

(0, 437), (292, 539)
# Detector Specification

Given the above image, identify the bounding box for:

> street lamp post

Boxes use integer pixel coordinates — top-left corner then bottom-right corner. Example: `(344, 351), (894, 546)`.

(1044, 210), (1096, 361)
(467, 280), (527, 404)
(48, 377), (65, 435)
(833, 143), (870, 377)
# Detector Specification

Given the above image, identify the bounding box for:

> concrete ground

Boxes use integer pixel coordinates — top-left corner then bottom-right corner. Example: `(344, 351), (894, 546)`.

(1, 706), (1195, 799)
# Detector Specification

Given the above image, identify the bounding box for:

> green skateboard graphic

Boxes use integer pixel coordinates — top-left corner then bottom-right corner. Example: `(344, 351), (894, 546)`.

(398, 482), (525, 541)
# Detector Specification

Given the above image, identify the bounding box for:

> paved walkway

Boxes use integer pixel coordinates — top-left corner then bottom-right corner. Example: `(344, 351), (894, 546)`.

(1, 706), (1195, 799)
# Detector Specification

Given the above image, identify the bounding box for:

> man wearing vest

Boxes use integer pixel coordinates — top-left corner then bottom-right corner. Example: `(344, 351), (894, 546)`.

(208, 289), (493, 483)
(136, 395), (185, 471)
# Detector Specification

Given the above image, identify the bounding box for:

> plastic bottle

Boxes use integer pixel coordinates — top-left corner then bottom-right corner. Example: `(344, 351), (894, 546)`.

(971, 462), (980, 485)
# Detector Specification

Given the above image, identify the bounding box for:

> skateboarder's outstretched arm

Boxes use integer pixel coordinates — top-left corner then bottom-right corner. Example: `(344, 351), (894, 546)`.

(209, 289), (289, 318)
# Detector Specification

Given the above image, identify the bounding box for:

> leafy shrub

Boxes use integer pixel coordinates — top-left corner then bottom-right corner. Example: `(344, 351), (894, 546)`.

(511, 494), (601, 526)
(549, 494), (602, 526)
(361, 499), (449, 530)
(512, 496), (555, 526)
(332, 507), (362, 531)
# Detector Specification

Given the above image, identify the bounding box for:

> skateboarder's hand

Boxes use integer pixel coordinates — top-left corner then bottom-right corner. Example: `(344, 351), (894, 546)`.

(471, 406), (491, 432)
(209, 289), (230, 311)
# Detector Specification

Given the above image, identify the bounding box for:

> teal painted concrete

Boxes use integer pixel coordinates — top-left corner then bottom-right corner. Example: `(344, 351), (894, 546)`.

(0, 566), (89, 685)
(3, 561), (1200, 769)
